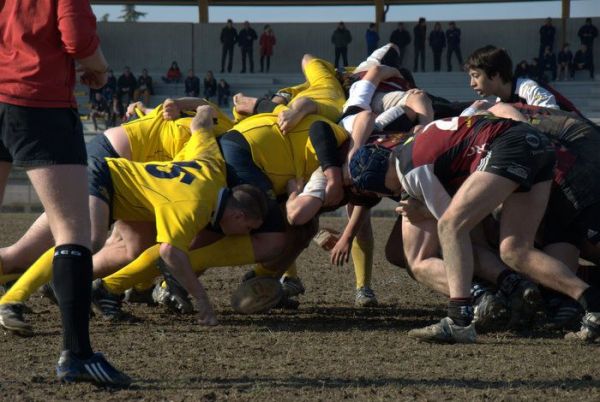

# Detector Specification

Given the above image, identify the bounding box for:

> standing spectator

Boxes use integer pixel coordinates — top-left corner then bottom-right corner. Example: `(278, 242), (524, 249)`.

(220, 19), (237, 73)
(217, 79), (231, 107)
(203, 71), (217, 101)
(429, 22), (446, 72)
(89, 92), (110, 131)
(134, 68), (153, 105)
(413, 17), (427, 72)
(540, 45), (557, 81)
(260, 25), (276, 73)
(514, 60), (530, 79)
(332, 22), (352, 69)
(539, 17), (556, 57)
(578, 18), (598, 77)
(572, 44), (594, 79)
(365, 23), (380, 55)
(558, 43), (573, 80)
(117, 66), (136, 105)
(184, 69), (200, 97)
(238, 21), (258, 73)
(389, 22), (411, 67)
(445, 21), (463, 71)
(0, 0), (129, 385)
(110, 96), (125, 127)
(162, 61), (182, 83)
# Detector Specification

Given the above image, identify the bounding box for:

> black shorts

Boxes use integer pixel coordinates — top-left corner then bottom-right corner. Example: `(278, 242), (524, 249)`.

(544, 187), (600, 245)
(86, 135), (115, 206)
(482, 125), (555, 191)
(0, 103), (87, 167)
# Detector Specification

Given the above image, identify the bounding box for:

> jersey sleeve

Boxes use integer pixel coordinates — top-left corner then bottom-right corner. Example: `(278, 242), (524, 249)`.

(155, 202), (211, 250)
(515, 78), (559, 109)
(298, 167), (327, 200)
(172, 128), (224, 171)
(397, 161), (452, 220)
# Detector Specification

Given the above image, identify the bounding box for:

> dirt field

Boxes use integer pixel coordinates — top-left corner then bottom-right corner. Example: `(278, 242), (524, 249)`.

(1, 214), (599, 401)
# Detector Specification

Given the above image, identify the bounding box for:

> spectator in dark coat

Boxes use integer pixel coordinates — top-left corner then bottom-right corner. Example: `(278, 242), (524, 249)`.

(365, 23), (380, 55)
(217, 79), (230, 107)
(578, 18), (598, 76)
(389, 22), (411, 67)
(572, 44), (594, 79)
(220, 19), (237, 73)
(558, 43), (573, 80)
(184, 69), (200, 97)
(445, 21), (463, 71)
(539, 17), (556, 57)
(413, 17), (427, 72)
(429, 22), (446, 72)
(203, 71), (217, 101)
(110, 96), (125, 127)
(332, 22), (352, 69)
(90, 92), (110, 131)
(238, 21), (258, 73)
(541, 46), (557, 81)
(259, 25), (276, 73)
(514, 60), (530, 79)
(117, 66), (136, 105)
(134, 69), (153, 105)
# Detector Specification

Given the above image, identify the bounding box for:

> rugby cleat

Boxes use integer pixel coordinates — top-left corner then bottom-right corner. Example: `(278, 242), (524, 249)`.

(355, 286), (378, 308)
(152, 283), (193, 314)
(280, 276), (305, 298)
(0, 302), (33, 337)
(546, 295), (583, 330)
(472, 291), (509, 332)
(91, 279), (124, 321)
(506, 279), (542, 329)
(124, 286), (156, 306)
(56, 350), (131, 387)
(565, 312), (600, 343)
(408, 317), (477, 344)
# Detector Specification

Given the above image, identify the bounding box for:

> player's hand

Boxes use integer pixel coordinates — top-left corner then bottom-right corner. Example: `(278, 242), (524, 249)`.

(79, 67), (107, 89)
(190, 105), (215, 132)
(330, 237), (352, 266)
(162, 98), (180, 120)
(395, 198), (431, 223)
(126, 101), (145, 119)
(277, 108), (303, 134)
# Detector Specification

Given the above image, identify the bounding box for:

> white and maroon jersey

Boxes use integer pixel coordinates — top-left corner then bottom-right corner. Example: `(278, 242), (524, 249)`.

(501, 78), (559, 109)
(393, 115), (518, 218)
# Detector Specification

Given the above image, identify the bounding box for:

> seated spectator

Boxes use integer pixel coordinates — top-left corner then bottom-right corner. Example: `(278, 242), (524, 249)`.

(110, 97), (125, 128)
(117, 66), (137, 105)
(134, 69), (153, 105)
(557, 43), (573, 80)
(184, 69), (200, 97)
(217, 78), (231, 107)
(572, 44), (594, 79)
(540, 45), (557, 81)
(514, 60), (530, 79)
(529, 57), (542, 82)
(101, 69), (117, 102)
(89, 92), (110, 131)
(203, 71), (217, 100)
(162, 61), (182, 83)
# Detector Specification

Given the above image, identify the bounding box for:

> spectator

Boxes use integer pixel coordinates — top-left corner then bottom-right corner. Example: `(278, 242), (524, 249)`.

(110, 96), (125, 128)
(445, 21), (463, 72)
(220, 19), (237, 73)
(134, 68), (153, 105)
(429, 22), (446, 72)
(514, 60), (530, 79)
(332, 21), (352, 69)
(89, 92), (110, 131)
(238, 21), (258, 73)
(540, 45), (557, 81)
(203, 71), (217, 101)
(578, 18), (598, 76)
(184, 69), (200, 97)
(539, 17), (556, 57)
(529, 57), (542, 82)
(572, 44), (594, 79)
(117, 66), (136, 105)
(162, 61), (182, 83)
(389, 22), (411, 67)
(217, 78), (231, 107)
(259, 25), (276, 73)
(413, 17), (427, 72)
(103, 69), (117, 102)
(365, 23), (380, 55)
(558, 43), (573, 81)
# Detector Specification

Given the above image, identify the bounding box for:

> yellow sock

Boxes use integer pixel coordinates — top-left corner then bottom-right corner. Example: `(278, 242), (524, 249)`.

(103, 245), (160, 295)
(133, 277), (156, 292)
(282, 262), (298, 279)
(352, 234), (374, 289)
(189, 235), (255, 272)
(0, 247), (54, 304)
(253, 264), (279, 278)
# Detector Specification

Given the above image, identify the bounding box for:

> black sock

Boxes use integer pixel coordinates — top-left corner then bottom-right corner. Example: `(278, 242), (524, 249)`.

(448, 297), (474, 327)
(577, 286), (600, 313)
(52, 244), (94, 359)
(497, 269), (521, 297)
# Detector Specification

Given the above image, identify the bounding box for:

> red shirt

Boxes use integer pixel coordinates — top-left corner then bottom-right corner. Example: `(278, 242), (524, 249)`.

(0, 0), (100, 108)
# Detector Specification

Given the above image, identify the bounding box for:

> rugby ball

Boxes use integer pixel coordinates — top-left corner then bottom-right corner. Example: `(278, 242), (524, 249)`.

(231, 277), (283, 314)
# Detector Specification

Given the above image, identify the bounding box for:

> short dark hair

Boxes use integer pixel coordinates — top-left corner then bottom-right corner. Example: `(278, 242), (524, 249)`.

(465, 45), (513, 83)
(228, 184), (268, 221)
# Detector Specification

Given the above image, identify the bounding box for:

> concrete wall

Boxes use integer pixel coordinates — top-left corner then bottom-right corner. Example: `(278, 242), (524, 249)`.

(98, 18), (596, 75)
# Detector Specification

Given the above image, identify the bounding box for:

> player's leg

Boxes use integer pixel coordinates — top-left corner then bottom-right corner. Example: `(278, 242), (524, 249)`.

(350, 206), (376, 307)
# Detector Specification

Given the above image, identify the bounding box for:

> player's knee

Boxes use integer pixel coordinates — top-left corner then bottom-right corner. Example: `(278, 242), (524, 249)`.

(499, 240), (529, 272)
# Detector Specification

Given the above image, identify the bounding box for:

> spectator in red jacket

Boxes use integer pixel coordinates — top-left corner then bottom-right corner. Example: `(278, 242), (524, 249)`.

(260, 25), (276, 73)
(162, 61), (182, 83)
